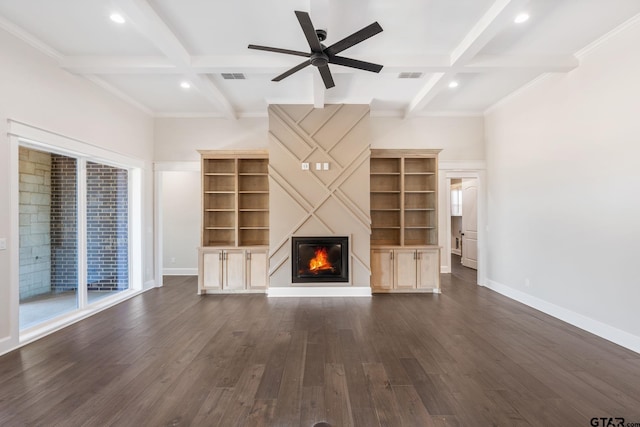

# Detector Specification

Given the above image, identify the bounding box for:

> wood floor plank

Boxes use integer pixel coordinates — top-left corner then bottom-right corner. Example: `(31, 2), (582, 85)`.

(324, 363), (354, 427)
(1, 269), (639, 426)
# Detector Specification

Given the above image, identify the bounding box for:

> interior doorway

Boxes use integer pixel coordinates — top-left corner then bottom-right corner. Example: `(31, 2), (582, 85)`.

(445, 172), (481, 283)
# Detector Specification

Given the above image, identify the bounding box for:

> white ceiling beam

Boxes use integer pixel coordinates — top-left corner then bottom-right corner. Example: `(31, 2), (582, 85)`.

(405, 0), (527, 117)
(404, 73), (446, 117)
(450, 0), (527, 65)
(60, 56), (177, 74)
(113, 0), (236, 119)
(313, 73), (325, 108)
(463, 54), (579, 72)
(60, 53), (578, 75)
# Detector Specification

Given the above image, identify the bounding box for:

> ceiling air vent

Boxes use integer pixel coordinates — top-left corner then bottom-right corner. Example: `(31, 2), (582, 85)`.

(221, 73), (246, 80)
(398, 72), (423, 79)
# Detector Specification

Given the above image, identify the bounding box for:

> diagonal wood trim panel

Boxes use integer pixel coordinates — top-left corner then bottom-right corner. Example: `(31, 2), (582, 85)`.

(268, 104), (371, 288)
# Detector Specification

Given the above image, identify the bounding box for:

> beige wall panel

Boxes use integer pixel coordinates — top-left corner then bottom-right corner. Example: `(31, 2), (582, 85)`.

(296, 104), (342, 136)
(269, 104), (372, 288)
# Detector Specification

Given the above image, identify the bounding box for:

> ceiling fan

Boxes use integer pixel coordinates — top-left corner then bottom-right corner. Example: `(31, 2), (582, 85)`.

(248, 11), (383, 89)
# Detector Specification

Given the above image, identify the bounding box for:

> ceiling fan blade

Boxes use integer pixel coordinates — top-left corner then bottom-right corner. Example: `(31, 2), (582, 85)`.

(318, 64), (335, 89)
(272, 59), (312, 82)
(295, 11), (323, 52)
(325, 22), (383, 56)
(328, 55), (383, 73)
(248, 44), (311, 58)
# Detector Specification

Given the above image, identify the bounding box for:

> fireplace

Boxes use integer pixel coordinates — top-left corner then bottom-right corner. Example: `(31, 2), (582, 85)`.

(291, 236), (349, 283)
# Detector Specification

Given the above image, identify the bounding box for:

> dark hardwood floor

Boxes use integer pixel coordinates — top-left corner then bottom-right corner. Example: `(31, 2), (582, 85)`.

(2, 264), (640, 427)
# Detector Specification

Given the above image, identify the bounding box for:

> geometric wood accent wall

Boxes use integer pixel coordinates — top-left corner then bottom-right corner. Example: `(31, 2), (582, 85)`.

(268, 104), (371, 288)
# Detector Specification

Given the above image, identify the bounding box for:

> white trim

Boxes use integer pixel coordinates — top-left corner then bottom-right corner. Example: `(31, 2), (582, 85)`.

(85, 75), (153, 116)
(0, 15), (62, 60)
(163, 268), (198, 276)
(154, 170), (163, 287)
(154, 112), (226, 118)
(154, 161), (200, 172)
(575, 13), (640, 59)
(484, 73), (552, 116)
(8, 121), (145, 169)
(413, 110), (484, 118)
(8, 135), (20, 349)
(441, 170), (486, 287)
(268, 286), (372, 297)
(484, 279), (640, 355)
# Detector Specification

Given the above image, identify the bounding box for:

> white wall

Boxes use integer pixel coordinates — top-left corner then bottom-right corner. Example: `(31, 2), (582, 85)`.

(0, 28), (154, 354)
(155, 114), (485, 276)
(161, 171), (200, 274)
(484, 17), (640, 350)
(155, 117), (269, 161)
(370, 116), (485, 161)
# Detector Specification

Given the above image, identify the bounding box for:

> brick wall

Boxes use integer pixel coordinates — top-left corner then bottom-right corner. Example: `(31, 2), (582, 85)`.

(51, 154), (78, 292)
(18, 147), (52, 300)
(86, 162), (129, 291)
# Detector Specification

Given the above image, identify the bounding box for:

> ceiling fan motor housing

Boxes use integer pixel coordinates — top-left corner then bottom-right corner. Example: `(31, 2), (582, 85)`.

(310, 51), (329, 67)
(315, 29), (327, 41)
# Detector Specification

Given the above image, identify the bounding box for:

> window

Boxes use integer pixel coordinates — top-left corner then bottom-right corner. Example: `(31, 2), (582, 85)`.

(451, 185), (462, 217)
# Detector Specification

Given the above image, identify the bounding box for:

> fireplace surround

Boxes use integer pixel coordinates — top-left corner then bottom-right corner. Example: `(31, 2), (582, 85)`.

(291, 236), (349, 283)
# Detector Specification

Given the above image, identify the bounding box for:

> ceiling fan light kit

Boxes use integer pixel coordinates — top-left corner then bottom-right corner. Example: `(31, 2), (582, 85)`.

(248, 10), (384, 89)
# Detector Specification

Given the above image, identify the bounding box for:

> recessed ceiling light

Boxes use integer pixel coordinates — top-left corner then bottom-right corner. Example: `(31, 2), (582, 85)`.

(448, 81), (459, 89)
(514, 12), (529, 24)
(180, 81), (191, 89)
(110, 13), (125, 24)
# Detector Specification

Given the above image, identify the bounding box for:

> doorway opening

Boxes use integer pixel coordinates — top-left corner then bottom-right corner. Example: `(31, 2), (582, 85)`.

(445, 173), (480, 284)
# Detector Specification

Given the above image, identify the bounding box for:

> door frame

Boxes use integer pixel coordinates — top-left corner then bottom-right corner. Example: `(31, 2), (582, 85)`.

(439, 162), (486, 286)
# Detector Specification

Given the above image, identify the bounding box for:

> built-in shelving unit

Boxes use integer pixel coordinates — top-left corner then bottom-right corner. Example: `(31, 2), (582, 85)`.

(198, 150), (269, 294)
(370, 149), (441, 293)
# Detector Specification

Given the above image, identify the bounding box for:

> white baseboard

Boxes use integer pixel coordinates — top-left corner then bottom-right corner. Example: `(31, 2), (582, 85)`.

(451, 249), (461, 256)
(163, 268), (198, 276)
(143, 279), (156, 290)
(441, 265), (452, 274)
(268, 286), (372, 297)
(484, 279), (640, 355)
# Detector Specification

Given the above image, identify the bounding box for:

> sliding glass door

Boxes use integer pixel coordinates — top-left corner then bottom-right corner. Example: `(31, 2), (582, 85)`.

(19, 147), (132, 330)
(86, 161), (129, 303)
(19, 148), (79, 329)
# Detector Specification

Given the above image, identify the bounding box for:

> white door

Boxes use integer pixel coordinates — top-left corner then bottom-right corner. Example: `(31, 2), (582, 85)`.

(461, 179), (478, 270)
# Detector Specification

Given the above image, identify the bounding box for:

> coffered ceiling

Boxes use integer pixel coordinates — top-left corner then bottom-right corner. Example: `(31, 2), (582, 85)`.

(1, 0), (639, 119)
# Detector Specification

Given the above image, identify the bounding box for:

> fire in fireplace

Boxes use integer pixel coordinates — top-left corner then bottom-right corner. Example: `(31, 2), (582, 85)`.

(291, 236), (349, 283)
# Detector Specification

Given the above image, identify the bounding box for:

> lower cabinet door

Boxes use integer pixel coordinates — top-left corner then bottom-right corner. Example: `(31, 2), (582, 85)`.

(371, 249), (394, 290)
(202, 251), (223, 289)
(247, 249), (268, 290)
(394, 249), (418, 289)
(417, 249), (440, 289)
(223, 250), (245, 290)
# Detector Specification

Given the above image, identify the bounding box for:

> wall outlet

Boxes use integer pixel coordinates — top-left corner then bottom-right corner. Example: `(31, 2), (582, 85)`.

(315, 163), (322, 171)
(0, 238), (6, 250)
(301, 162), (309, 170)
(170, 257), (176, 263)
(323, 162), (329, 170)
